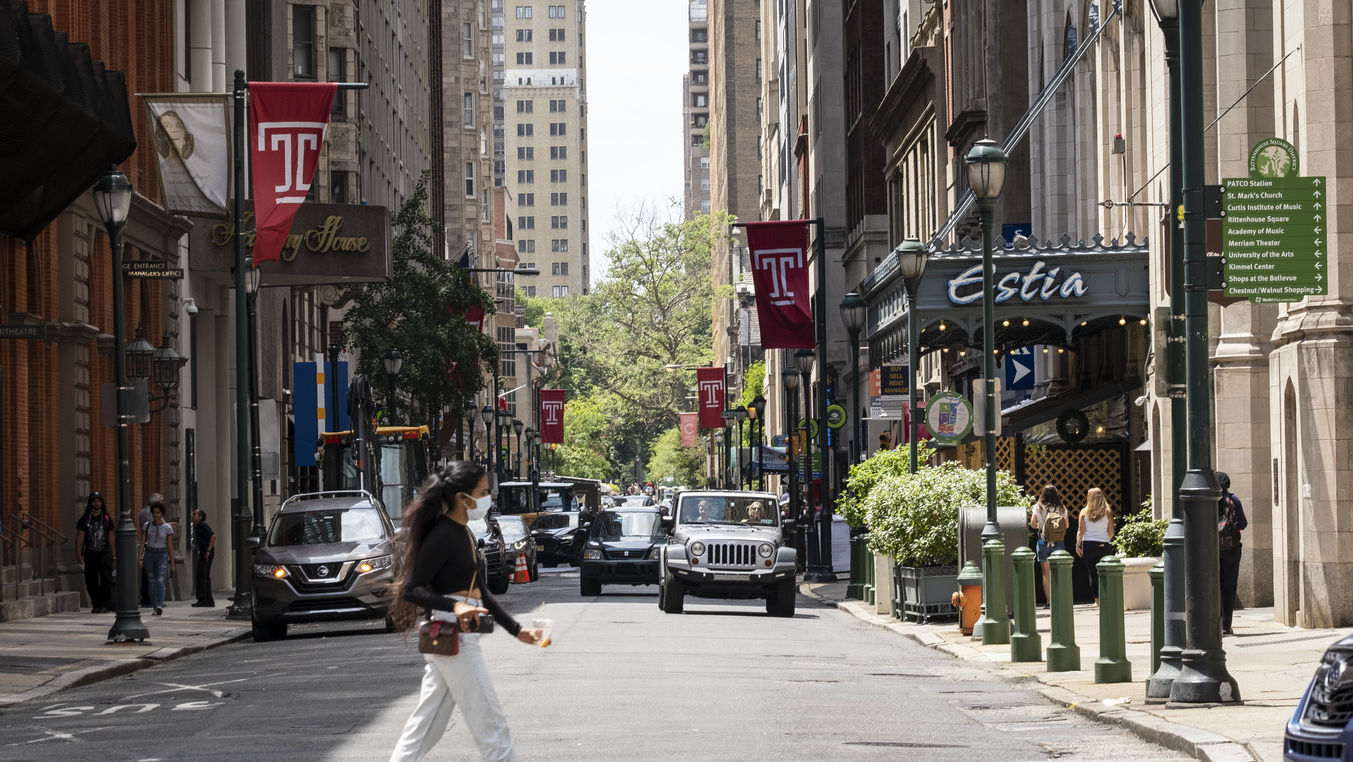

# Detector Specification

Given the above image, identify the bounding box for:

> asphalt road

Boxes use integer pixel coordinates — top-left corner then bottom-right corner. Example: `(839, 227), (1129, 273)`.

(0, 568), (1186, 761)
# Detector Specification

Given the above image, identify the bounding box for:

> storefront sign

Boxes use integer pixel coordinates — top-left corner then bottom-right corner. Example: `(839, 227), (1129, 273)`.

(869, 364), (910, 396)
(947, 260), (1088, 305)
(925, 391), (973, 445)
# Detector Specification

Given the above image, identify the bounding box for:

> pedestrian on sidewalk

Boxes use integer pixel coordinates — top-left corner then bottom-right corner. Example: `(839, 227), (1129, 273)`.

(189, 509), (216, 607)
(1075, 487), (1116, 605)
(137, 493), (163, 607)
(1216, 471), (1248, 635)
(138, 502), (176, 616)
(75, 492), (116, 613)
(1030, 485), (1070, 604)
(389, 462), (543, 762)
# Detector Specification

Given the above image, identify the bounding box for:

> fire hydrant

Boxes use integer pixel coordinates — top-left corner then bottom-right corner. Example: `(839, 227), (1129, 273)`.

(952, 561), (983, 635)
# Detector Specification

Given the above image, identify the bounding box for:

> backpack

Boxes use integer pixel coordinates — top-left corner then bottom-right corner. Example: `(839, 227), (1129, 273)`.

(1042, 507), (1068, 543)
(1219, 495), (1240, 551)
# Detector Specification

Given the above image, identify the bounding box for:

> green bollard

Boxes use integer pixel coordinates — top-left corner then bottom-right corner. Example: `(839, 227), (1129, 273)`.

(1010, 546), (1042, 661)
(1046, 549), (1080, 672)
(846, 530), (864, 599)
(1149, 561), (1164, 678)
(1094, 554), (1132, 683)
(864, 535), (876, 605)
(979, 539), (1010, 645)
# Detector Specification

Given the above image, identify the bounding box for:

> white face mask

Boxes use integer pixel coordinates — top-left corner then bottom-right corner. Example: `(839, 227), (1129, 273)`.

(466, 494), (492, 520)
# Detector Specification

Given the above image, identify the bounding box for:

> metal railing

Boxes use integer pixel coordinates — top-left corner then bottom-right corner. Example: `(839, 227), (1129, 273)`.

(0, 524), (30, 602)
(5, 512), (68, 598)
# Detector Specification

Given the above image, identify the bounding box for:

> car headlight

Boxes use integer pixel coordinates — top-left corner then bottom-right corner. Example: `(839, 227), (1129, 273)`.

(647, 547), (661, 559)
(758, 543), (774, 558)
(689, 541), (706, 556)
(254, 564), (288, 579)
(583, 549), (602, 560)
(358, 555), (393, 574)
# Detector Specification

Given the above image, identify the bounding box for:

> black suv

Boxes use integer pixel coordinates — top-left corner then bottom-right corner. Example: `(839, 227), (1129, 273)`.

(579, 507), (664, 596)
(250, 491), (398, 641)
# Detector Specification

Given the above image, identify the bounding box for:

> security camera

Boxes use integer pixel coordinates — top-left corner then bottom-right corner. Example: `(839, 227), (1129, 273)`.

(1134, 394), (1149, 407)
(183, 297), (198, 316)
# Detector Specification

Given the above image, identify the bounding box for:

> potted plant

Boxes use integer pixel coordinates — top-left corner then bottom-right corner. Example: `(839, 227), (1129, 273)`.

(860, 457), (1028, 622)
(1112, 497), (1167, 610)
(840, 443), (933, 613)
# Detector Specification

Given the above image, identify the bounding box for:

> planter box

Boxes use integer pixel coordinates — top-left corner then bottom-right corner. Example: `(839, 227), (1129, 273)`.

(1120, 556), (1158, 611)
(893, 564), (959, 623)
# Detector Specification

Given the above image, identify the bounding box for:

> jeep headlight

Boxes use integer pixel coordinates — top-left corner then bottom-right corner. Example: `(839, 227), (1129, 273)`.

(583, 548), (603, 560)
(358, 555), (392, 574)
(254, 563), (288, 579)
(758, 543), (774, 559)
(647, 547), (661, 559)
(689, 541), (706, 557)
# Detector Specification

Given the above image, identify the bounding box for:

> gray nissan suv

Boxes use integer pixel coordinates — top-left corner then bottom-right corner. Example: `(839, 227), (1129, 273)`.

(250, 490), (398, 641)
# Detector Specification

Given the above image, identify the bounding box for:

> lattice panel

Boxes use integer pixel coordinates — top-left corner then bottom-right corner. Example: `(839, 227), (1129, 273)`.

(1023, 446), (1122, 515)
(953, 439), (1017, 476)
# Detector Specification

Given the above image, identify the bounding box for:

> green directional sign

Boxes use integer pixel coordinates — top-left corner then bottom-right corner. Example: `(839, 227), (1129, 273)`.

(1221, 175), (1327, 303)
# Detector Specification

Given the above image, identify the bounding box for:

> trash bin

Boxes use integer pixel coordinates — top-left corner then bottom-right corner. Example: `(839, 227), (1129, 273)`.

(958, 505), (1031, 619)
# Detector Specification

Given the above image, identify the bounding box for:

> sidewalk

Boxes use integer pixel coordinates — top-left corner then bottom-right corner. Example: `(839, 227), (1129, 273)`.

(0, 594), (249, 709)
(803, 580), (1352, 762)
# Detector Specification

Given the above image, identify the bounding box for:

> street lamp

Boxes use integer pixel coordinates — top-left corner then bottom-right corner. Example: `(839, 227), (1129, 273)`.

(382, 347), (403, 424)
(1171, 0), (1239, 704)
(512, 418), (524, 478)
(965, 137), (1009, 646)
(94, 165), (148, 643)
(1145, 0), (1188, 702)
(838, 292), (866, 470)
(244, 259), (264, 543)
(794, 348), (824, 579)
(894, 239), (930, 474)
(496, 408), (511, 484)
(781, 364), (802, 571)
(750, 395), (766, 491)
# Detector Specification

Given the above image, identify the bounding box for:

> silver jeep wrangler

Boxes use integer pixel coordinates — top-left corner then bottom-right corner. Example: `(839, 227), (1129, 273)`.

(658, 490), (798, 617)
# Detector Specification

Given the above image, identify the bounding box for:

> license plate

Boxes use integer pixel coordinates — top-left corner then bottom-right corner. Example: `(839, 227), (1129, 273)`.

(719, 573), (753, 582)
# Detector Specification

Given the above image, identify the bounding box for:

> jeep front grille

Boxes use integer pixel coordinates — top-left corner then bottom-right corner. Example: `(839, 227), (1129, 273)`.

(705, 541), (757, 570)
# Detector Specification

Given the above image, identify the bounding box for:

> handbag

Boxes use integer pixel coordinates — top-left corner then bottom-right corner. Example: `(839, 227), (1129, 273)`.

(416, 524), (481, 656)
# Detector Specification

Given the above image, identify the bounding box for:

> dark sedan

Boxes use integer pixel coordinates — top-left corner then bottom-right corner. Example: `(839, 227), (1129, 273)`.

(531, 511), (583, 567)
(1285, 634), (1353, 761)
(469, 516), (513, 594)
(496, 514), (538, 581)
(579, 507), (664, 596)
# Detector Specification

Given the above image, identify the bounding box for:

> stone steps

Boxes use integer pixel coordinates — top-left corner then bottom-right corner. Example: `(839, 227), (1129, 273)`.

(0, 590), (82, 622)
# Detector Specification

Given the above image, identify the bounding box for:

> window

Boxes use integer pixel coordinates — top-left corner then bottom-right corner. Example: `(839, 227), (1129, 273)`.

(549, 28), (565, 41)
(550, 146), (567, 160)
(525, 286), (537, 297)
(516, 99), (533, 113)
(518, 240), (536, 254)
(700, 157), (710, 169)
(691, 50), (707, 65)
(331, 171), (348, 204)
(700, 177), (710, 191)
(516, 52), (533, 65)
(517, 169), (535, 183)
(550, 192), (567, 205)
(549, 51), (566, 64)
(551, 239), (569, 252)
(549, 122), (566, 136)
(464, 92), (475, 127)
(463, 23), (475, 57)
(550, 261), (570, 276)
(691, 134), (703, 147)
(515, 5), (532, 19)
(329, 47), (348, 117)
(548, 99), (565, 112)
(548, 4), (565, 18)
(293, 5), (317, 79)
(550, 169), (567, 182)
(464, 162), (476, 197)
(552, 285), (569, 297)
(693, 93), (707, 108)
(516, 123), (533, 136)
(755, 58), (762, 82)
(517, 146), (534, 159)
(550, 215), (568, 229)
(515, 29), (532, 42)
(692, 70), (707, 85)
(519, 192), (535, 206)
(691, 29), (707, 43)
(518, 216), (535, 229)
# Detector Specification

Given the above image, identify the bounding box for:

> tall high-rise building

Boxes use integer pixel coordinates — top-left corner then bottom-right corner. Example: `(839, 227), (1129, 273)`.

(684, 0), (710, 219)
(502, 0), (591, 298)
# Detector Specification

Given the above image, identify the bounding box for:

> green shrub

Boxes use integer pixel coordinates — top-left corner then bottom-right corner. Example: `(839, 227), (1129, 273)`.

(838, 441), (935, 527)
(861, 461), (1030, 567)
(1113, 502), (1167, 557)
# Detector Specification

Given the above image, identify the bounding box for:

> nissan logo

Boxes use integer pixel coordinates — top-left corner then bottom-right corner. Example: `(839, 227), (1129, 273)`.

(317, 565), (330, 577)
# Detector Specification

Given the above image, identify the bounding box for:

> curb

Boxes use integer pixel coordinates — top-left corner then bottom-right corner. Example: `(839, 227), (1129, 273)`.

(798, 584), (1259, 762)
(0, 628), (251, 710)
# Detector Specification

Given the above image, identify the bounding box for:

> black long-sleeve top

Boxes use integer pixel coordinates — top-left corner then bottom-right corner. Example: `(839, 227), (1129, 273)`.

(402, 517), (521, 637)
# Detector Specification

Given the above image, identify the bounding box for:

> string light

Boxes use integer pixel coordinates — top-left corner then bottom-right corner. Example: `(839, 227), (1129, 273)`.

(1139, 318), (1148, 326)
(1042, 347), (1050, 354)
(1002, 319), (1010, 327)
(1118, 316), (1127, 326)
(1022, 318), (1030, 327)
(1058, 348), (1066, 354)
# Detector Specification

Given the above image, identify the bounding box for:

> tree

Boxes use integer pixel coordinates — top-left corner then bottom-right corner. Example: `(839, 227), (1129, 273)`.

(647, 426), (704, 487)
(335, 175), (497, 431)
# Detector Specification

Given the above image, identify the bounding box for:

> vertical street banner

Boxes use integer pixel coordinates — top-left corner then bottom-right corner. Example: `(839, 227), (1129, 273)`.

(539, 389), (566, 444)
(249, 82), (338, 264)
(464, 306), (485, 331)
(742, 220), (814, 349)
(696, 367), (726, 429)
(679, 412), (699, 447)
(141, 93), (230, 215)
(293, 358), (348, 467)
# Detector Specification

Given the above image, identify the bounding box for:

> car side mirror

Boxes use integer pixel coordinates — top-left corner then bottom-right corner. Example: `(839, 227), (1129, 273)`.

(661, 515), (674, 532)
(246, 536), (261, 551)
(477, 537), (486, 548)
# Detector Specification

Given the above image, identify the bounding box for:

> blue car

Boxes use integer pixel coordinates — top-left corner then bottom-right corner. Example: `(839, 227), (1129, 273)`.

(1286, 635), (1353, 761)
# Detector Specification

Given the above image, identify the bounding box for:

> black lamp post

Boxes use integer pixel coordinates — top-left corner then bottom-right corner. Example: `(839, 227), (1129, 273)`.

(480, 404), (494, 471)
(782, 364), (802, 572)
(512, 418), (524, 478)
(496, 409), (511, 485)
(95, 166), (149, 643)
(894, 240), (930, 474)
(1145, 0), (1189, 701)
(963, 138), (1008, 545)
(1171, 0), (1239, 704)
(244, 260), (264, 542)
(750, 395), (766, 490)
(794, 348), (822, 579)
(382, 347), (403, 425)
(838, 292), (866, 469)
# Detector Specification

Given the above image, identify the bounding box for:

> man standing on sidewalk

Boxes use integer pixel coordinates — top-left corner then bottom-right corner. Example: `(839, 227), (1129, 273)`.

(189, 509), (216, 607)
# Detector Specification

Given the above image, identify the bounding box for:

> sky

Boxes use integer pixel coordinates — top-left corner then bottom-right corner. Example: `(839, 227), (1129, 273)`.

(584, 0), (689, 284)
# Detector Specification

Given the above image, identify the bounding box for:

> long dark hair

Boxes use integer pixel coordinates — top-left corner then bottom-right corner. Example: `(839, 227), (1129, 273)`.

(1038, 485), (1064, 511)
(389, 461), (486, 631)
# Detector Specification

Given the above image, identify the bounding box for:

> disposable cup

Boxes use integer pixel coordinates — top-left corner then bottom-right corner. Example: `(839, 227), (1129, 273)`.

(532, 617), (553, 648)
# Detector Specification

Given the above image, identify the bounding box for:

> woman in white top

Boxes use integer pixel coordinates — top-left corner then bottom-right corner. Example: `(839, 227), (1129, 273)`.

(1075, 487), (1116, 605)
(138, 503), (176, 615)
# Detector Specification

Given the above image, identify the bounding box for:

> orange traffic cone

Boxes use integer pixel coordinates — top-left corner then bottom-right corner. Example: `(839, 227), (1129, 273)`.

(513, 553), (530, 584)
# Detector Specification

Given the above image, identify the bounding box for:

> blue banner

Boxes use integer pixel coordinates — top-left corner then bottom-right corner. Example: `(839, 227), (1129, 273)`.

(293, 359), (349, 468)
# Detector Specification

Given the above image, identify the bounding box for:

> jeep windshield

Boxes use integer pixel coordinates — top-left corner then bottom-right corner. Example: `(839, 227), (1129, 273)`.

(677, 496), (778, 527)
(594, 510), (663, 540)
(267, 506), (387, 546)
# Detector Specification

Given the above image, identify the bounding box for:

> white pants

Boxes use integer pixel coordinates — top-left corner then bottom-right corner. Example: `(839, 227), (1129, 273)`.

(390, 632), (516, 762)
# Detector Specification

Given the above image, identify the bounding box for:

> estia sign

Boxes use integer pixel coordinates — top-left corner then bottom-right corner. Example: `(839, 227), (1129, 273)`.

(1248, 137), (1299, 180)
(947, 260), (1088, 305)
(209, 210), (372, 263)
